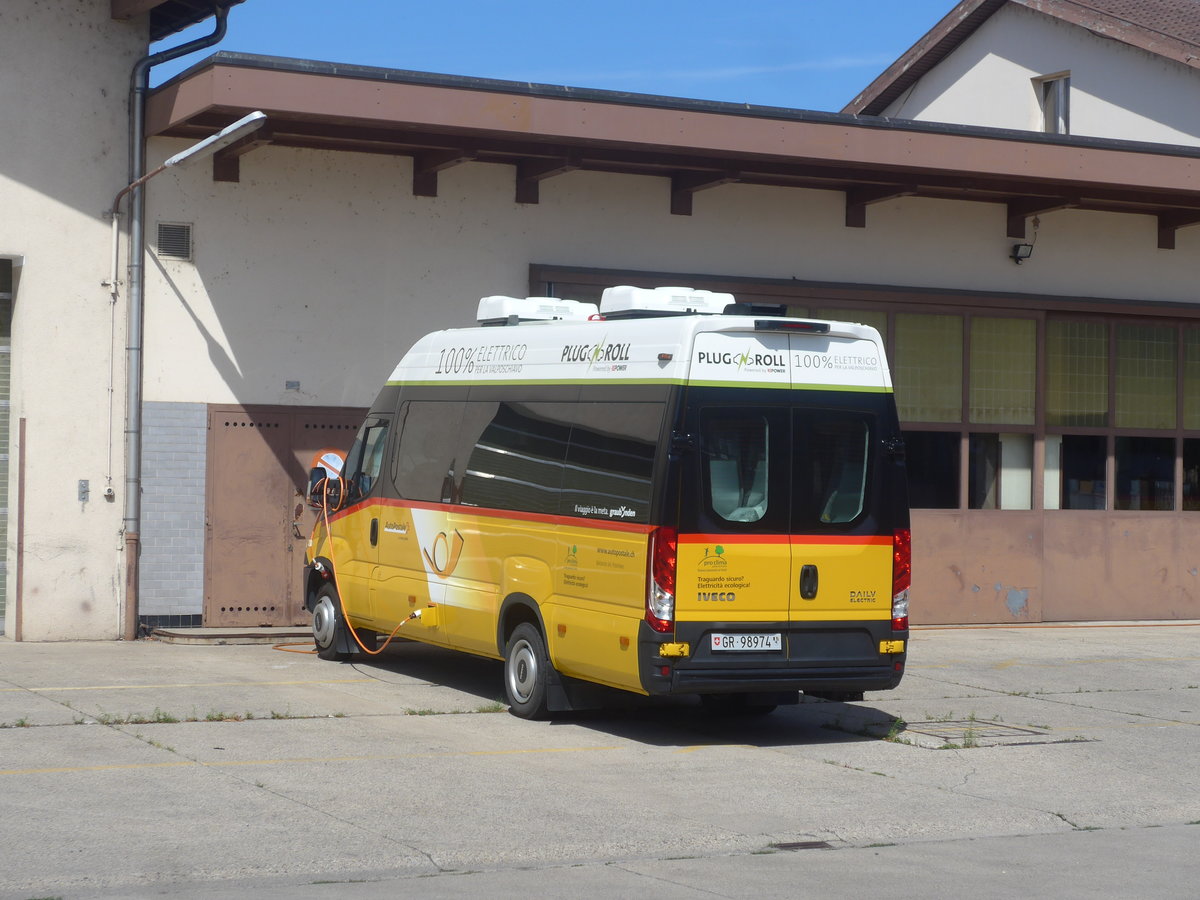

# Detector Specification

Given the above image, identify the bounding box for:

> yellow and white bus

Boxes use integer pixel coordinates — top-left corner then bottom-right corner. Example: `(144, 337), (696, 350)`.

(305, 286), (910, 718)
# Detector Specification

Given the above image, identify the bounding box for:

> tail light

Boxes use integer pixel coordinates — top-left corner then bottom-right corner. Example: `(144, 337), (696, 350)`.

(646, 527), (677, 633)
(892, 528), (911, 631)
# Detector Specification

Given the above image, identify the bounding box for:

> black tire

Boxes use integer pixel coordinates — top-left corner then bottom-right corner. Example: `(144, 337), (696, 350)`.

(699, 693), (778, 716)
(312, 582), (352, 661)
(504, 622), (551, 720)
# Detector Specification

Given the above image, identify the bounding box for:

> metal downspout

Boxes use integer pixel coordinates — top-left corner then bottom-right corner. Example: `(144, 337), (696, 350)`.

(122, 6), (232, 641)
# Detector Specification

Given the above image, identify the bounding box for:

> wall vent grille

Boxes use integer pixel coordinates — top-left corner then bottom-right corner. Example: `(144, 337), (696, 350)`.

(156, 222), (193, 260)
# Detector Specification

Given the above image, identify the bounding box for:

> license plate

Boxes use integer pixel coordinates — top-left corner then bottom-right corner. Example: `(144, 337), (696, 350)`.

(711, 633), (782, 652)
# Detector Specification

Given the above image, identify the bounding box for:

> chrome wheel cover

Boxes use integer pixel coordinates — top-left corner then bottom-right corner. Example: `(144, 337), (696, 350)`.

(506, 638), (538, 704)
(312, 595), (337, 648)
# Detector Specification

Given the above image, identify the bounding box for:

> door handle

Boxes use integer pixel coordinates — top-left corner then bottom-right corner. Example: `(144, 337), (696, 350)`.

(800, 564), (818, 599)
(370, 518), (379, 547)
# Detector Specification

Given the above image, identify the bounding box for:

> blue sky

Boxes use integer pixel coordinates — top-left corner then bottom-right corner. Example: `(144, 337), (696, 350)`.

(151, 1), (957, 112)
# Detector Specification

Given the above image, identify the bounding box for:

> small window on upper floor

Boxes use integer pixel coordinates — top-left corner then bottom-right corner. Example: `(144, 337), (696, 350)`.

(1037, 73), (1070, 135)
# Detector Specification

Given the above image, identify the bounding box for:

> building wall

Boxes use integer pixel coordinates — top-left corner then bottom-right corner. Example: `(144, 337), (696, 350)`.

(879, 4), (1200, 145)
(142, 140), (1200, 411)
(0, 1), (148, 639)
(137, 138), (1200, 624)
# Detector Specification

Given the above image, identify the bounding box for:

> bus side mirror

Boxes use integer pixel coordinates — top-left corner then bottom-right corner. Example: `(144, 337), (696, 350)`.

(307, 449), (347, 510)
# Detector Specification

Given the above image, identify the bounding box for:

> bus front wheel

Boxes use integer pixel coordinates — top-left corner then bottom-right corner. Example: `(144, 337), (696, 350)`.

(504, 623), (551, 719)
(312, 583), (351, 662)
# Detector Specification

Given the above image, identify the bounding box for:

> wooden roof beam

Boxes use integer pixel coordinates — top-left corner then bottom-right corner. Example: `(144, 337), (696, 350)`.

(514, 155), (581, 205)
(845, 185), (917, 228)
(412, 149), (477, 197)
(1007, 197), (1079, 238)
(670, 171), (741, 216)
(211, 124), (274, 183)
(1157, 212), (1200, 250)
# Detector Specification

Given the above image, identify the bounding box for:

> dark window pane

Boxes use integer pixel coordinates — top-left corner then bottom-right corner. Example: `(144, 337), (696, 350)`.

(903, 431), (959, 509)
(392, 401), (466, 503)
(1060, 435), (1106, 509)
(802, 414), (870, 525)
(460, 403), (571, 515)
(1184, 440), (1200, 511)
(1115, 437), (1174, 511)
(561, 403), (661, 524)
(968, 433), (999, 510)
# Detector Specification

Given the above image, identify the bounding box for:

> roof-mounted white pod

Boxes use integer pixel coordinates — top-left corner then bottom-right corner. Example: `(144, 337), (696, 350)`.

(477, 295), (600, 325)
(600, 285), (736, 316)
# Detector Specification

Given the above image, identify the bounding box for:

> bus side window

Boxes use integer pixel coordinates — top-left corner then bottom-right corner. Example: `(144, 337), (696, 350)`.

(344, 418), (390, 501)
(392, 400), (467, 502)
(460, 402), (570, 514)
(560, 402), (660, 524)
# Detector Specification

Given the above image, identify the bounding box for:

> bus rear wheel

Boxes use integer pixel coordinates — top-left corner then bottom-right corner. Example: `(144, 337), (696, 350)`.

(312, 582), (351, 662)
(504, 623), (551, 720)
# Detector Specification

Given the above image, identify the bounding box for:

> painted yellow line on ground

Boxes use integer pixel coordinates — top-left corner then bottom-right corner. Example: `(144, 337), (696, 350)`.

(0, 679), (378, 693)
(0, 761), (196, 776)
(0, 745), (624, 776)
(909, 656), (1200, 670)
(988, 656), (1200, 670)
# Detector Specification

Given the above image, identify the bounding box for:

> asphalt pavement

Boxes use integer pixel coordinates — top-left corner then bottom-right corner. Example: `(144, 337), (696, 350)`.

(1, 622), (1198, 898)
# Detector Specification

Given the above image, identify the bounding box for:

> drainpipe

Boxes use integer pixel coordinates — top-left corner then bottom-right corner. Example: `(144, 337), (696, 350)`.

(122, 5), (233, 641)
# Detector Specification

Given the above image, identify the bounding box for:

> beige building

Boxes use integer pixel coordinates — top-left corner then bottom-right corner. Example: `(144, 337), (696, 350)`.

(4, 0), (1200, 640)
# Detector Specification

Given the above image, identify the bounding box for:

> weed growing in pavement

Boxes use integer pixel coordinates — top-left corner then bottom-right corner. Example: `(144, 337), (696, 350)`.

(405, 708), (440, 716)
(961, 717), (980, 749)
(884, 717), (909, 743)
(475, 701), (506, 713)
(137, 733), (175, 753)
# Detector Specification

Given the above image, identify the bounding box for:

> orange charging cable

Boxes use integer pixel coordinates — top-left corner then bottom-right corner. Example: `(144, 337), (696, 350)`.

(313, 475), (434, 657)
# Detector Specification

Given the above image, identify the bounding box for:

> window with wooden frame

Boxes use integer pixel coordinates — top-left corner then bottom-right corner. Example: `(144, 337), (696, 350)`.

(531, 267), (1200, 514)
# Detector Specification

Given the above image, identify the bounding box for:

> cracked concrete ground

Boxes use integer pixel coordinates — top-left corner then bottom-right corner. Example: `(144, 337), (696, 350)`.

(0, 623), (1198, 898)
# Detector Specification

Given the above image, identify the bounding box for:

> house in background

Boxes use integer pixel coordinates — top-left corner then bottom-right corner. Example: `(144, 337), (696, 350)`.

(4, 0), (1200, 641)
(848, 0), (1200, 145)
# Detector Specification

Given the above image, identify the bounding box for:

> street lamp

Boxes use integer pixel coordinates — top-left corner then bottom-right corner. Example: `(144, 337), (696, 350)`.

(107, 111), (267, 297)
(107, 110), (267, 641)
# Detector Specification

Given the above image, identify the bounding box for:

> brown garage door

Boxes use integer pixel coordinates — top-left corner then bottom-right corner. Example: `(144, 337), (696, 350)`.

(205, 405), (365, 627)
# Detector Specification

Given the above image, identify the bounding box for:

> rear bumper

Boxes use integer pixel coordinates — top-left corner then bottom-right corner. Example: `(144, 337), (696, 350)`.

(638, 618), (907, 696)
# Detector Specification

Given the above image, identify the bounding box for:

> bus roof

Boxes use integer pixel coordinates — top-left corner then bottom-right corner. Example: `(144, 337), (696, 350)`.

(387, 313), (892, 392)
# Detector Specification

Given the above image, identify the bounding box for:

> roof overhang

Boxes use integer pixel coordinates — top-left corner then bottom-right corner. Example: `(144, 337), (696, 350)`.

(112, 0), (246, 43)
(146, 52), (1200, 248)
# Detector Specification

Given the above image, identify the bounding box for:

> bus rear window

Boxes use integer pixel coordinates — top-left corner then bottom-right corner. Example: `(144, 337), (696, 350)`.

(703, 414), (770, 523)
(807, 417), (869, 524)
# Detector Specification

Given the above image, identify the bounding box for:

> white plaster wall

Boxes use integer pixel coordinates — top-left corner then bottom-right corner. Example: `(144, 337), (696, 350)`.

(879, 4), (1200, 145)
(143, 139), (1200, 409)
(0, 1), (146, 639)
